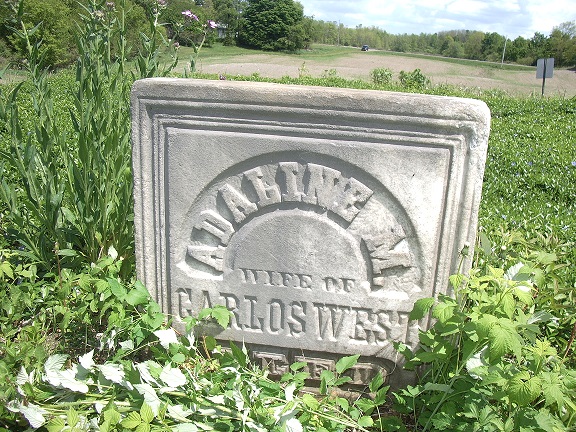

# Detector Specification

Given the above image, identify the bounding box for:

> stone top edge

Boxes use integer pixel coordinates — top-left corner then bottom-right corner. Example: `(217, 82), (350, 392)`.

(131, 78), (491, 125)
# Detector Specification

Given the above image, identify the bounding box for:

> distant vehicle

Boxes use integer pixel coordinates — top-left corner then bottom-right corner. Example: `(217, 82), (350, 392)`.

(361, 45), (369, 51)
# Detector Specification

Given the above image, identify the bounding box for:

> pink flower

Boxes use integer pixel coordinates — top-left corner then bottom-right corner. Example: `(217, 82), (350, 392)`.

(207, 20), (217, 29)
(182, 10), (198, 21)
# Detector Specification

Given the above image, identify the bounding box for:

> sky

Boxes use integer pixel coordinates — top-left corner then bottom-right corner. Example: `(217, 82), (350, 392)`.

(297, 0), (576, 39)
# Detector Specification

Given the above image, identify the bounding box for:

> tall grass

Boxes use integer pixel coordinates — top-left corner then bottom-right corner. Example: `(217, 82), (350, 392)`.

(0, 0), (177, 274)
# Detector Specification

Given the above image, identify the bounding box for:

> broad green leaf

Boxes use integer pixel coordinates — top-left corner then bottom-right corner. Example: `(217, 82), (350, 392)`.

(98, 363), (125, 384)
(302, 393), (319, 410)
(167, 404), (195, 422)
(513, 284), (534, 305)
(45, 417), (66, 432)
(230, 341), (247, 367)
(160, 365), (187, 388)
(211, 305), (232, 328)
(358, 416), (374, 427)
(290, 362), (307, 371)
(479, 231), (492, 256)
(335, 354), (360, 374)
(45, 354), (68, 373)
(423, 382), (453, 393)
(430, 412), (453, 430)
(409, 297), (435, 321)
(134, 383), (162, 415)
(535, 251), (556, 265)
(59, 367), (89, 393)
(432, 300), (457, 323)
(0, 260), (13, 279)
(374, 387), (389, 405)
(153, 328), (179, 350)
(540, 372), (565, 409)
(137, 424), (151, 432)
(121, 411), (142, 429)
(20, 402), (48, 429)
(172, 353), (186, 364)
(66, 407), (79, 428)
(108, 277), (126, 300)
(527, 310), (554, 325)
(78, 350), (95, 371)
(337, 397), (349, 411)
(140, 403), (155, 424)
(369, 371), (385, 392)
(507, 371), (541, 406)
(125, 282), (150, 306)
(487, 319), (521, 360)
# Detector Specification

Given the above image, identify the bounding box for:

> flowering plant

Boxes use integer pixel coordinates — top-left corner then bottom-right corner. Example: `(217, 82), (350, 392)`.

(170, 7), (217, 74)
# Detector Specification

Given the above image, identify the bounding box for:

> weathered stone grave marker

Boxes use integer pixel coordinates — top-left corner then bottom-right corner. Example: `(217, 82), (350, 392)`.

(131, 78), (490, 388)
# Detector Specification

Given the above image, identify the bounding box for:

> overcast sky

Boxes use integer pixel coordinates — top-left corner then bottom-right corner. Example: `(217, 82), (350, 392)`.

(298, 0), (576, 39)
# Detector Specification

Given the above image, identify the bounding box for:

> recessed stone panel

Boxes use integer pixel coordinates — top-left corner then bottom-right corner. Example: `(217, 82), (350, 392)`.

(131, 78), (490, 387)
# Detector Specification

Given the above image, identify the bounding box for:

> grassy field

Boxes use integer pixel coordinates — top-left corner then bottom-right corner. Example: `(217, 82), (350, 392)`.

(172, 43), (576, 96)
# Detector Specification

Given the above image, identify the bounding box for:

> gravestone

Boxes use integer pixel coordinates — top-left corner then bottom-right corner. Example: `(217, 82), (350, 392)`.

(131, 78), (490, 388)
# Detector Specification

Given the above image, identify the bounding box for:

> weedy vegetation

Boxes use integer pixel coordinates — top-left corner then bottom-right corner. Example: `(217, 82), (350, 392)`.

(0, 0), (575, 430)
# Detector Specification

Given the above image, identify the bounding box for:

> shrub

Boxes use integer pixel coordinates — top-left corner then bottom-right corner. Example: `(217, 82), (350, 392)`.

(370, 67), (393, 85)
(394, 258), (576, 431)
(399, 68), (430, 88)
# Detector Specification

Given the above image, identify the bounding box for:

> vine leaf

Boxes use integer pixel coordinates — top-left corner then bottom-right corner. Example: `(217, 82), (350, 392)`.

(507, 371), (541, 406)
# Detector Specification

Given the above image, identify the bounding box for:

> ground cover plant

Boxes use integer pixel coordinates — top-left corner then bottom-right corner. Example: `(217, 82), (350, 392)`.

(1, 1), (575, 430)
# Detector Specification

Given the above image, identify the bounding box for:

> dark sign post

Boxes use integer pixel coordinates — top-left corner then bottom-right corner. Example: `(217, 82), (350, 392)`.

(536, 58), (554, 96)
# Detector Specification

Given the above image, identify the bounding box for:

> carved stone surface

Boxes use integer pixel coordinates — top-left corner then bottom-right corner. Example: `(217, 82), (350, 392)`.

(131, 78), (490, 387)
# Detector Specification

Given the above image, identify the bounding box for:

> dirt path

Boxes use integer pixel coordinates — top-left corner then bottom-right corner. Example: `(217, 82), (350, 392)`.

(196, 52), (576, 97)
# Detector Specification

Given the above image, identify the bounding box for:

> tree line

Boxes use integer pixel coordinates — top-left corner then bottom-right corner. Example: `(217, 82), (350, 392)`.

(310, 20), (576, 67)
(1, 0), (574, 69)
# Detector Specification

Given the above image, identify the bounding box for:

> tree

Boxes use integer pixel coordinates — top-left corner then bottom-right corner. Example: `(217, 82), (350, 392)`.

(213, 0), (246, 45)
(464, 31), (484, 60)
(549, 21), (576, 66)
(238, 0), (307, 51)
(4, 0), (77, 67)
(481, 32), (506, 62)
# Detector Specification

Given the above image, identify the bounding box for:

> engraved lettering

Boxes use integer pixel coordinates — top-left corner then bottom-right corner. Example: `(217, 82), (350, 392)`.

(295, 356), (334, 380)
(268, 300), (285, 333)
(194, 210), (235, 245)
(243, 295), (263, 332)
(201, 290), (213, 309)
(366, 230), (411, 273)
(177, 288), (194, 317)
(332, 177), (374, 222)
(288, 301), (307, 336)
(351, 308), (388, 344)
(323, 277), (355, 293)
(240, 268), (257, 284)
(239, 268), (312, 289)
(187, 245), (225, 271)
(270, 271), (284, 286)
(253, 353), (290, 376)
(244, 166), (282, 207)
(343, 363), (386, 385)
(219, 183), (258, 223)
(300, 274), (313, 289)
(277, 162), (304, 201)
(303, 163), (344, 209)
(313, 303), (349, 341)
